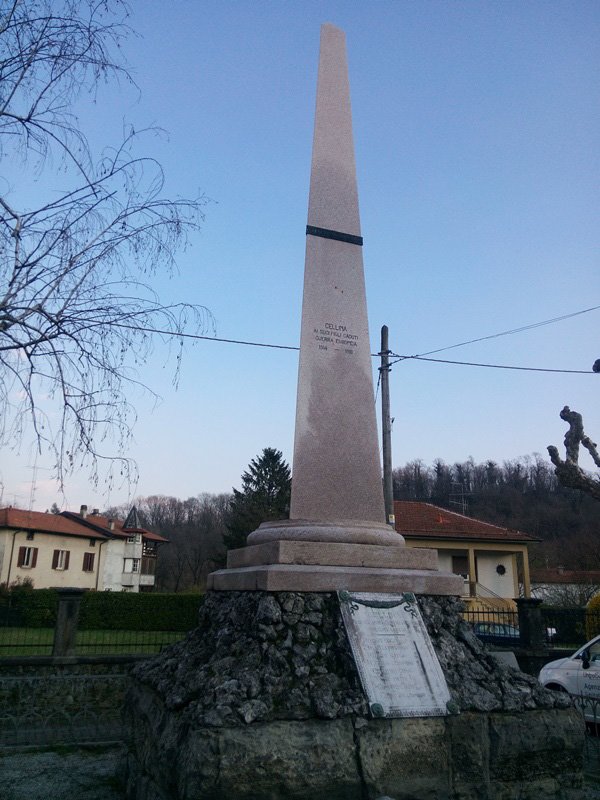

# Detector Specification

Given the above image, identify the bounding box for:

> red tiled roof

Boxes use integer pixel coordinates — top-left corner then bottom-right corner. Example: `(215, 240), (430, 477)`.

(393, 501), (537, 543)
(62, 511), (168, 542)
(0, 508), (109, 539)
(0, 507), (168, 543)
(86, 512), (168, 542)
(530, 568), (600, 585)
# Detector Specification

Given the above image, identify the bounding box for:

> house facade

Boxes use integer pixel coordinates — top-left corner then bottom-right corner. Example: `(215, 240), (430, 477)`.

(0, 505), (166, 592)
(394, 501), (537, 607)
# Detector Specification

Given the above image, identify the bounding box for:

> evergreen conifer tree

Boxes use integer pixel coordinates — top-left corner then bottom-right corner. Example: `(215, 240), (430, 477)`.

(224, 448), (291, 550)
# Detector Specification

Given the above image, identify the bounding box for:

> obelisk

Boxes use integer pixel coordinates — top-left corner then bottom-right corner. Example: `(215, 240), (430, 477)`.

(290, 23), (385, 524)
(208, 24), (462, 595)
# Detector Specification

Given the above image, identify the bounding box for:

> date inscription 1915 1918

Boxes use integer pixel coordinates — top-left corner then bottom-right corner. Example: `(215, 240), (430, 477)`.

(314, 321), (358, 353)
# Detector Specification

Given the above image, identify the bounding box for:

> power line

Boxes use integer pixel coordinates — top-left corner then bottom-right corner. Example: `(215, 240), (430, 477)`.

(114, 321), (596, 375)
(407, 304), (600, 359)
(390, 354), (592, 374)
(115, 323), (300, 351)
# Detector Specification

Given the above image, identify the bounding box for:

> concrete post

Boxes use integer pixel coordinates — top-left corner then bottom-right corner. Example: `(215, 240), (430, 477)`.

(52, 587), (86, 657)
(516, 597), (546, 651)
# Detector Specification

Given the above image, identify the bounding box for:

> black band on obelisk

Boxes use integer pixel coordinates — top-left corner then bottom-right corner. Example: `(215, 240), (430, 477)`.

(306, 224), (363, 246)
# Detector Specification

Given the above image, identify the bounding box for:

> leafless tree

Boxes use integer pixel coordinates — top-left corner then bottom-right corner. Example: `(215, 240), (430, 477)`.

(108, 493), (230, 591)
(0, 0), (211, 488)
(547, 407), (600, 500)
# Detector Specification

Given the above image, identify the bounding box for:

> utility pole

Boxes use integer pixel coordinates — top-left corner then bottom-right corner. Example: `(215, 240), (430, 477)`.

(380, 325), (394, 526)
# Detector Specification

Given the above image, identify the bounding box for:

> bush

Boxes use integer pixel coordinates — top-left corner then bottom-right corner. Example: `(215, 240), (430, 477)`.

(586, 594), (600, 640)
(9, 587), (58, 627)
(79, 592), (203, 631)
(542, 607), (586, 646)
(1, 588), (203, 631)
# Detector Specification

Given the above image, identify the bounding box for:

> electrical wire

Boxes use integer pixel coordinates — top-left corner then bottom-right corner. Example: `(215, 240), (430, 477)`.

(114, 318), (596, 375)
(403, 304), (600, 359)
(390, 354), (592, 374)
(115, 323), (300, 351)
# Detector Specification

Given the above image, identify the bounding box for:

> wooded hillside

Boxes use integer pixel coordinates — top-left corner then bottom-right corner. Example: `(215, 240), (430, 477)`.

(393, 455), (599, 570)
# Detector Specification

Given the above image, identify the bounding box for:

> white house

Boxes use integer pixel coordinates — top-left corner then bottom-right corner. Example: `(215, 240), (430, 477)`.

(394, 501), (537, 609)
(0, 505), (167, 592)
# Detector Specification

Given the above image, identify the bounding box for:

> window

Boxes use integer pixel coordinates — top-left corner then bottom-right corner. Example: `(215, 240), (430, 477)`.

(452, 556), (469, 579)
(82, 552), (95, 572)
(141, 556), (156, 576)
(89, 539), (96, 547)
(26, 531), (35, 541)
(52, 550), (70, 571)
(127, 533), (141, 544)
(123, 557), (141, 573)
(17, 546), (38, 568)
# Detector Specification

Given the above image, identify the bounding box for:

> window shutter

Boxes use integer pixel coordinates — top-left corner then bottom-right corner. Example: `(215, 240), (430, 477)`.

(31, 548), (38, 568)
(64, 551), (70, 570)
(17, 547), (25, 567)
(52, 550), (59, 569)
(89, 553), (95, 571)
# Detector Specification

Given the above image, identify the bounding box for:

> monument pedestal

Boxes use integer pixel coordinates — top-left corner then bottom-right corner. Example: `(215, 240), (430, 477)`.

(208, 518), (465, 594)
(123, 591), (585, 800)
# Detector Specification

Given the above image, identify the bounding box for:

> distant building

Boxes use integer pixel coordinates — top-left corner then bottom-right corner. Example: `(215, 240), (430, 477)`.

(0, 505), (167, 592)
(530, 567), (600, 606)
(394, 501), (537, 608)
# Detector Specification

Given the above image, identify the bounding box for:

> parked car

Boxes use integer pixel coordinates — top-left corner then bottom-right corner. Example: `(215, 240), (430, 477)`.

(539, 634), (600, 724)
(472, 621), (520, 646)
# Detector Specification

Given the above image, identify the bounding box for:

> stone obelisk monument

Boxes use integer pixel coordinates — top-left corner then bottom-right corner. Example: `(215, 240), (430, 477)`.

(208, 24), (460, 595)
(126, 26), (585, 800)
(290, 22), (385, 525)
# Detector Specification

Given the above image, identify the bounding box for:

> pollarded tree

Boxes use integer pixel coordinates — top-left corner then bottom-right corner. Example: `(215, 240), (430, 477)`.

(0, 0), (211, 488)
(547, 407), (600, 500)
(224, 448), (291, 550)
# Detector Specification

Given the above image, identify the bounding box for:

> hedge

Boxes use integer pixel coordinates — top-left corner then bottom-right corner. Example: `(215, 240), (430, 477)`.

(1, 588), (203, 631)
(542, 607), (586, 646)
(79, 591), (203, 631)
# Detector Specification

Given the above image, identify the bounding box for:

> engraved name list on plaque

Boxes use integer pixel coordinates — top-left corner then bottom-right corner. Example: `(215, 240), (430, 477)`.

(339, 591), (453, 718)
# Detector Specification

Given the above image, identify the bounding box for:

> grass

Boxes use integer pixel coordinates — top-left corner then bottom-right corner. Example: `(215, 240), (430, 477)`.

(0, 627), (187, 656)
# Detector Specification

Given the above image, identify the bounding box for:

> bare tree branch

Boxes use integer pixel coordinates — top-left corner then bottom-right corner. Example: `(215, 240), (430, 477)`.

(548, 406), (600, 501)
(0, 1), (212, 490)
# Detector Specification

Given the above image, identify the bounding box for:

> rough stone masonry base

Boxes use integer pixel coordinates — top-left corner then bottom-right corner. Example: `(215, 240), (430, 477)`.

(123, 591), (585, 800)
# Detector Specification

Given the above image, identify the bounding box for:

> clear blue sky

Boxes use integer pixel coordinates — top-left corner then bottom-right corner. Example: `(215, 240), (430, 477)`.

(2, 0), (599, 511)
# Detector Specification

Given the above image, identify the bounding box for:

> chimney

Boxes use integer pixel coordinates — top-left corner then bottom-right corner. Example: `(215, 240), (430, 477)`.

(80, 504), (88, 519)
(92, 508), (99, 516)
(108, 519), (115, 531)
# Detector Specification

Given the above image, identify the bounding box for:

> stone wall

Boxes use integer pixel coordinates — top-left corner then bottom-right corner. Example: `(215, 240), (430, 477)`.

(124, 592), (585, 800)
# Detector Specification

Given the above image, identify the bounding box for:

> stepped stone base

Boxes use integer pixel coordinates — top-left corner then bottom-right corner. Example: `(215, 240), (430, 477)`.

(227, 539), (438, 569)
(210, 519), (463, 594)
(208, 563), (462, 593)
(123, 591), (585, 800)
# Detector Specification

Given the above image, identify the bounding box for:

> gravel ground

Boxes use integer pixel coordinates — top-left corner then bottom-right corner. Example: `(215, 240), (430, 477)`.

(0, 743), (126, 800)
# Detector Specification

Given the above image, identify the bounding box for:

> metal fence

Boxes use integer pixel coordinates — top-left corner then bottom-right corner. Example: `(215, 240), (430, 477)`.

(542, 607), (599, 648)
(464, 607), (600, 650)
(463, 608), (521, 646)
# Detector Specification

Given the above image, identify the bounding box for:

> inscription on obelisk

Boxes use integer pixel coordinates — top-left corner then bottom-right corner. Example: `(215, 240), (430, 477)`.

(290, 23), (384, 524)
